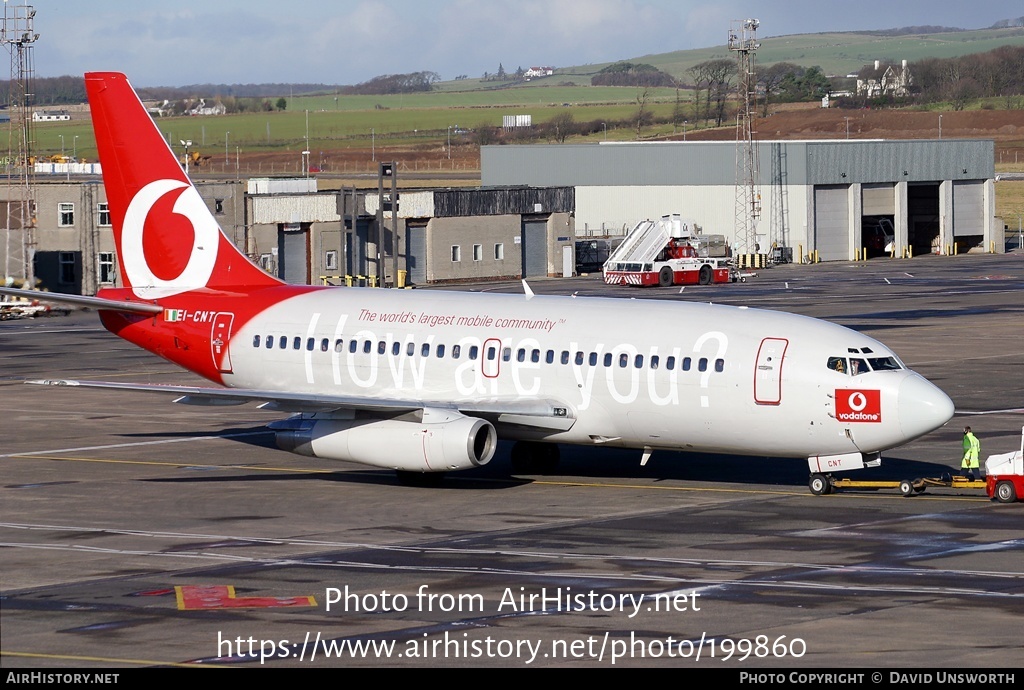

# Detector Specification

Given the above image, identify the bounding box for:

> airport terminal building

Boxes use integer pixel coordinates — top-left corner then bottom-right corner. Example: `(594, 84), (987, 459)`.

(483, 139), (999, 261)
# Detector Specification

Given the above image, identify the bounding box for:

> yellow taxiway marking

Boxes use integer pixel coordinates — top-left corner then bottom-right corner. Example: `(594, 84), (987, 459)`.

(0, 650), (223, 668)
(3, 454), (990, 501)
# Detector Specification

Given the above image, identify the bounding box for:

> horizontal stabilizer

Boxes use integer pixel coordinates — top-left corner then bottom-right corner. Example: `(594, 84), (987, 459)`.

(0, 287), (163, 315)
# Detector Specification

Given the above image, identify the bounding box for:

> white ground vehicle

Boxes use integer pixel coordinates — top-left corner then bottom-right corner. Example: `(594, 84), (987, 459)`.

(603, 215), (736, 287)
(985, 426), (1024, 503)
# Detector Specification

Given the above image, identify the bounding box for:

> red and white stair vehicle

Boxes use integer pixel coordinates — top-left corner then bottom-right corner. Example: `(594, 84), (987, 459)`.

(603, 215), (737, 287)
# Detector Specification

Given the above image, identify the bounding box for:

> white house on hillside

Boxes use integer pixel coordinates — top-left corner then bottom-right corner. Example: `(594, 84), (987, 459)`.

(857, 60), (912, 98)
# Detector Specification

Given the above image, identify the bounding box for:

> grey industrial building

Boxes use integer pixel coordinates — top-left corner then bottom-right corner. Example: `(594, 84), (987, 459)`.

(482, 139), (1000, 261)
(3, 138), (1001, 295)
(4, 176), (574, 294)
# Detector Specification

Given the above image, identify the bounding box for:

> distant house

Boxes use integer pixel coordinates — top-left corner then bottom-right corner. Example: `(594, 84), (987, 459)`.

(524, 66), (554, 79)
(186, 99), (226, 116)
(857, 60), (912, 98)
(146, 100), (172, 117)
(32, 109), (71, 122)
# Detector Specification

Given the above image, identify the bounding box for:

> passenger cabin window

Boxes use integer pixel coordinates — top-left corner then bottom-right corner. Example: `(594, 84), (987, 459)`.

(279, 336), (287, 349)
(253, 335), (261, 347)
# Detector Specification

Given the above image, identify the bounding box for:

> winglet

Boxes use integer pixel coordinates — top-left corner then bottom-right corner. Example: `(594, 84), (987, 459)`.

(522, 279), (534, 301)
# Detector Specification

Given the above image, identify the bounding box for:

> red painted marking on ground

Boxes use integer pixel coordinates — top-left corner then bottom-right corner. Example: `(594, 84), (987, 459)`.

(175, 585), (317, 610)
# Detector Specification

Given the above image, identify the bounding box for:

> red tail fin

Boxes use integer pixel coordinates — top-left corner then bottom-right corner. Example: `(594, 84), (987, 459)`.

(85, 72), (282, 299)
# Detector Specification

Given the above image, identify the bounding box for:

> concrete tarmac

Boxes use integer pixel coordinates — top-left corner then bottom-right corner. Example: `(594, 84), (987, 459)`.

(1, 253), (1022, 669)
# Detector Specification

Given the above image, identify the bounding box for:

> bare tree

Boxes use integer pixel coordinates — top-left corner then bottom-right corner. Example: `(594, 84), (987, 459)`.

(758, 62), (800, 116)
(704, 59), (735, 126)
(635, 87), (652, 138)
(549, 111), (576, 143)
(687, 63), (710, 124)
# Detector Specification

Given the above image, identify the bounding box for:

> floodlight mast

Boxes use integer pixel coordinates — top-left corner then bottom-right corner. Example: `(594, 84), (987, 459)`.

(729, 18), (761, 259)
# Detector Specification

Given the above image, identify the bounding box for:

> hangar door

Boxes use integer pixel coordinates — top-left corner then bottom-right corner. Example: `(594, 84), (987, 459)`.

(813, 186), (850, 261)
(406, 223), (427, 285)
(862, 184), (895, 215)
(521, 218), (548, 278)
(953, 181), (984, 237)
(278, 222), (310, 284)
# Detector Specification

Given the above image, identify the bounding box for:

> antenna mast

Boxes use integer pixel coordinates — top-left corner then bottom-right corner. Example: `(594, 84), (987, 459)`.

(2, 2), (39, 287)
(729, 18), (760, 259)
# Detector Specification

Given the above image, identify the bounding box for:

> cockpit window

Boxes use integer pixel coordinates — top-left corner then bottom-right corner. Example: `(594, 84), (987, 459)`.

(830, 354), (904, 374)
(868, 356), (902, 371)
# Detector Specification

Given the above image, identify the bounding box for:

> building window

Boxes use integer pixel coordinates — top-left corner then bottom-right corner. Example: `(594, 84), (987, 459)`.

(325, 250), (339, 271)
(58, 202), (75, 227)
(451, 245), (461, 262)
(473, 244), (482, 261)
(494, 243), (504, 260)
(97, 202), (111, 227)
(97, 252), (115, 284)
(58, 251), (75, 284)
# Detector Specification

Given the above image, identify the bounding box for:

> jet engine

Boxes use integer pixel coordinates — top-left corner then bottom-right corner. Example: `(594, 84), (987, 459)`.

(272, 409), (496, 472)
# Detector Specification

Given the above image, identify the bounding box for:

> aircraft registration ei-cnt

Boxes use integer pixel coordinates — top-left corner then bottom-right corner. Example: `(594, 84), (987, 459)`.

(0, 72), (956, 491)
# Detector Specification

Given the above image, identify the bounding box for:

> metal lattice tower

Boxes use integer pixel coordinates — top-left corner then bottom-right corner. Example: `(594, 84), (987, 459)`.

(729, 18), (760, 256)
(2, 2), (38, 286)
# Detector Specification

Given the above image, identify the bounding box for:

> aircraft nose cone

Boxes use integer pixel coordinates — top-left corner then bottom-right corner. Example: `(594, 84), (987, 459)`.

(898, 375), (955, 440)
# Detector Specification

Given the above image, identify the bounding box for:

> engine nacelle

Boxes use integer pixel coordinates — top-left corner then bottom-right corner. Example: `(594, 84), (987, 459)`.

(273, 410), (496, 472)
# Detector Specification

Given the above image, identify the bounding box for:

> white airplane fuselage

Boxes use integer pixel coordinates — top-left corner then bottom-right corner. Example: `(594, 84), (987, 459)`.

(192, 286), (948, 460)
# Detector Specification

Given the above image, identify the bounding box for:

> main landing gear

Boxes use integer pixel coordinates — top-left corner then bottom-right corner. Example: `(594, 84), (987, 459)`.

(510, 441), (561, 474)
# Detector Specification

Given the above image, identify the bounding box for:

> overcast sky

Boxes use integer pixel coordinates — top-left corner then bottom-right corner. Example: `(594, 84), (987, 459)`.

(24, 0), (1024, 86)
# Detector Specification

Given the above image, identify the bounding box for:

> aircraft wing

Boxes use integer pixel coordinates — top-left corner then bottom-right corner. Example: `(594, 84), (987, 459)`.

(25, 379), (576, 431)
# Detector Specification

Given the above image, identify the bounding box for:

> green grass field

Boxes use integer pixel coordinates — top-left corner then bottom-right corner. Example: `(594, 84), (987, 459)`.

(29, 25), (1024, 162)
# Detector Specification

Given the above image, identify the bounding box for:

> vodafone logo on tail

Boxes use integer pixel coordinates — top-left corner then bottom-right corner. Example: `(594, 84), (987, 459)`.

(835, 389), (882, 423)
(121, 179), (221, 299)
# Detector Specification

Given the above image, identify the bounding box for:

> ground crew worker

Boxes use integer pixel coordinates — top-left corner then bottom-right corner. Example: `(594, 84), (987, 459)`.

(961, 426), (981, 480)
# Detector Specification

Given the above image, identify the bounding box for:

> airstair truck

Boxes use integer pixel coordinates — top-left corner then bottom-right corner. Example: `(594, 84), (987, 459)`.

(603, 215), (736, 287)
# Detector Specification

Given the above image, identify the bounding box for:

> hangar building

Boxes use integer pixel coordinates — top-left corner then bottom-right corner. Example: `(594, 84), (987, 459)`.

(482, 139), (999, 261)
